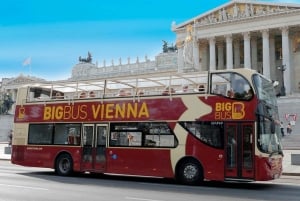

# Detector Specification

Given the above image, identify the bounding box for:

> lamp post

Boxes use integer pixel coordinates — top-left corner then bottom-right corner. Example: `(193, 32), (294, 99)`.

(277, 64), (286, 96)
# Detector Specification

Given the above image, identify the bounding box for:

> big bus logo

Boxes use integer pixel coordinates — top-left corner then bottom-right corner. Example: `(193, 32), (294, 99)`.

(215, 102), (245, 120)
(18, 107), (26, 119)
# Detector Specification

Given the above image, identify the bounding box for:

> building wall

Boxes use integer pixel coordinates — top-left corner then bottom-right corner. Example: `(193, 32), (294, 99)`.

(173, 0), (300, 94)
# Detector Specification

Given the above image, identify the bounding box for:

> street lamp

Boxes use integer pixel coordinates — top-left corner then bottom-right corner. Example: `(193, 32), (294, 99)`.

(277, 64), (286, 96)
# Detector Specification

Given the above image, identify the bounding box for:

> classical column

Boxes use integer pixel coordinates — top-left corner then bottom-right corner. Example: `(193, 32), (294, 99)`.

(199, 41), (209, 71)
(233, 39), (240, 68)
(226, 34), (233, 69)
(217, 42), (224, 70)
(251, 36), (258, 71)
(193, 39), (200, 70)
(243, 32), (251, 69)
(269, 35), (276, 80)
(209, 37), (216, 71)
(262, 29), (270, 78)
(177, 46), (184, 72)
(281, 27), (291, 95)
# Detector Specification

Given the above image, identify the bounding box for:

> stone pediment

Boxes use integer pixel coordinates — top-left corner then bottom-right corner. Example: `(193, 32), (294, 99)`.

(4, 75), (45, 85)
(174, 0), (300, 29)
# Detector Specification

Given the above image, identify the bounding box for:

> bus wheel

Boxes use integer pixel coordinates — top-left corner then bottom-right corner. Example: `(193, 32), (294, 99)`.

(55, 153), (73, 176)
(177, 159), (203, 185)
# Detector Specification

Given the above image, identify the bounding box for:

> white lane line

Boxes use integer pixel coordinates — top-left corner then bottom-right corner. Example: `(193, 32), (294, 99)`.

(125, 197), (164, 201)
(0, 183), (48, 191)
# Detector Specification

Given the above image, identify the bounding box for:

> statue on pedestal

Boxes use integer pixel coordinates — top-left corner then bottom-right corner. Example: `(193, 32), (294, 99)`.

(79, 51), (92, 63)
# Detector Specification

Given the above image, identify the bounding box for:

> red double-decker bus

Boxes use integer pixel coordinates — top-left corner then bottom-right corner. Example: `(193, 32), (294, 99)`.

(11, 68), (283, 185)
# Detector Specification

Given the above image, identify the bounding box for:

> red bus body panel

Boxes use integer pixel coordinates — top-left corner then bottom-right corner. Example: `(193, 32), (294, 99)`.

(12, 145), (83, 171)
(11, 94), (282, 182)
(105, 148), (174, 178)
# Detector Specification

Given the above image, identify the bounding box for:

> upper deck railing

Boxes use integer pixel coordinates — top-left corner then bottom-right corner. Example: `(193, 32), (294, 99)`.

(24, 68), (258, 103)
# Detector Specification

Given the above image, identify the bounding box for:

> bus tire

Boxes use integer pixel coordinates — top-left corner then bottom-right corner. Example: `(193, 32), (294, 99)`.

(177, 159), (203, 185)
(55, 153), (73, 176)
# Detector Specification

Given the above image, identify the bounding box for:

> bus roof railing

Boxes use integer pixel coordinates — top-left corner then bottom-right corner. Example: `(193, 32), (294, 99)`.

(24, 68), (259, 102)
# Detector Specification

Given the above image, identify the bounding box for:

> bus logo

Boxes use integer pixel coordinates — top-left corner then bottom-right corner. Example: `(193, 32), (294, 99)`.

(215, 102), (245, 120)
(18, 107), (26, 119)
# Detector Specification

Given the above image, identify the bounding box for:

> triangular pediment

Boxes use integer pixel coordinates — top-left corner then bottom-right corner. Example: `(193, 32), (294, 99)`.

(5, 75), (45, 85)
(174, 0), (300, 29)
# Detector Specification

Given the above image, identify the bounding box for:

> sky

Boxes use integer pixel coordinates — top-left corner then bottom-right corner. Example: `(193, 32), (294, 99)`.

(0, 0), (299, 81)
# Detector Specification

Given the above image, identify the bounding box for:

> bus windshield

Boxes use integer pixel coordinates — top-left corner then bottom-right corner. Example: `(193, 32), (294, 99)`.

(253, 74), (283, 155)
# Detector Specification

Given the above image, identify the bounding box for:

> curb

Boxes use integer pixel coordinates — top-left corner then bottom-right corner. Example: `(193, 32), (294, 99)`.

(282, 172), (300, 176)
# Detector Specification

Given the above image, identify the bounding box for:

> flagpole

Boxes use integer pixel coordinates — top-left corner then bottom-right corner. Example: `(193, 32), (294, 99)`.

(22, 57), (32, 76)
(29, 62), (31, 76)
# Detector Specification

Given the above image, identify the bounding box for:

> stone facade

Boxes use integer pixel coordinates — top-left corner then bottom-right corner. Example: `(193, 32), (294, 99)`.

(71, 1), (300, 94)
(173, 0), (300, 94)
(70, 52), (178, 81)
(2, 0), (300, 102)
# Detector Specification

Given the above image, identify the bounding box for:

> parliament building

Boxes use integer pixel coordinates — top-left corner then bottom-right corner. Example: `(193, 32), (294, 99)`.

(2, 0), (300, 106)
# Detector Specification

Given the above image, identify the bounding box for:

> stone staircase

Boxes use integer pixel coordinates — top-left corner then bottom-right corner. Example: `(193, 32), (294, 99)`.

(0, 114), (13, 142)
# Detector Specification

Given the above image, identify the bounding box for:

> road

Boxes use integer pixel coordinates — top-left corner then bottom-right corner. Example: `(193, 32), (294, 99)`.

(1, 161), (300, 201)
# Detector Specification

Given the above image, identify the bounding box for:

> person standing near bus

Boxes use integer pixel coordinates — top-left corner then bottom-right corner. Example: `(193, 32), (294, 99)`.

(280, 122), (285, 137)
(8, 129), (13, 146)
(287, 123), (292, 135)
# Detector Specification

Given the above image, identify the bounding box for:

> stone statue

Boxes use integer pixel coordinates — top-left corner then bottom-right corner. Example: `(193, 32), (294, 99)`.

(233, 4), (239, 18)
(183, 24), (194, 65)
(79, 51), (92, 63)
(162, 40), (177, 53)
(163, 40), (168, 53)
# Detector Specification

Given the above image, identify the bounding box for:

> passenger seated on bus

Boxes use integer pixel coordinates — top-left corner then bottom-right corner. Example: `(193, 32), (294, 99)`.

(68, 135), (80, 145)
(233, 80), (248, 99)
(80, 92), (87, 98)
(181, 85), (189, 93)
(89, 91), (96, 98)
(136, 89), (145, 96)
(177, 85), (189, 93)
(245, 89), (253, 99)
(162, 86), (175, 95)
(198, 85), (205, 93)
(67, 131), (80, 145)
(55, 92), (63, 99)
(117, 89), (131, 96)
(227, 89), (234, 98)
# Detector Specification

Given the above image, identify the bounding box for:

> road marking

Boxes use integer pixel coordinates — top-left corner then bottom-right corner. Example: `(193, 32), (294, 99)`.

(0, 183), (48, 191)
(125, 197), (164, 201)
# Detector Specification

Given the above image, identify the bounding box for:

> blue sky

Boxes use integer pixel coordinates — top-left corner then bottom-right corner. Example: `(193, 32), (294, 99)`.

(0, 0), (299, 80)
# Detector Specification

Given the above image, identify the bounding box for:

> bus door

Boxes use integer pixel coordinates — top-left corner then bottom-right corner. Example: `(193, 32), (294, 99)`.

(81, 124), (108, 172)
(94, 124), (108, 170)
(225, 123), (254, 180)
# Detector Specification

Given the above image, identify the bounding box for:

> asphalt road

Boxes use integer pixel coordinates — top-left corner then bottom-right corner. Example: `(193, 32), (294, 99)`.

(1, 161), (300, 201)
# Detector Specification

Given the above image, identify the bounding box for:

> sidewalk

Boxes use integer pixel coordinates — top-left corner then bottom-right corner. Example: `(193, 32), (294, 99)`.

(0, 142), (11, 160)
(1, 143), (300, 176)
(282, 150), (300, 176)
